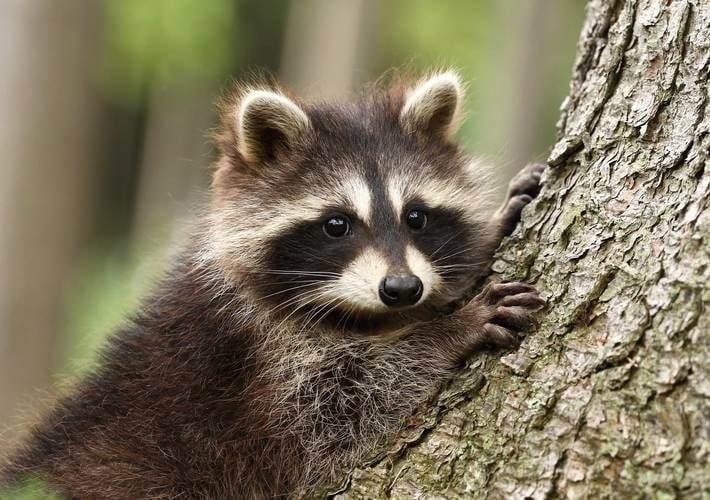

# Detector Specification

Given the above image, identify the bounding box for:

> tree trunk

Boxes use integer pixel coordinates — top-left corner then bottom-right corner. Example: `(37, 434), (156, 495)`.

(0, 0), (99, 435)
(280, 0), (372, 98)
(334, 0), (709, 497)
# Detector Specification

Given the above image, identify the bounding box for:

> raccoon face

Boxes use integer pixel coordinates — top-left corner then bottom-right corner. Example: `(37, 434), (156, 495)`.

(208, 71), (496, 336)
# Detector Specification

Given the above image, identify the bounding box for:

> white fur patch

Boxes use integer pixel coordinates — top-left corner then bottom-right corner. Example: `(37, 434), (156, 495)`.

(400, 71), (463, 138)
(341, 176), (372, 223)
(386, 175), (406, 218)
(325, 247), (389, 312)
(405, 245), (440, 301)
(236, 89), (310, 163)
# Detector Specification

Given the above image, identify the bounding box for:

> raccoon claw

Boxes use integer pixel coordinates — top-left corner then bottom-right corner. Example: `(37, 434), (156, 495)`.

(477, 281), (544, 348)
(508, 163), (545, 199)
(497, 163), (545, 236)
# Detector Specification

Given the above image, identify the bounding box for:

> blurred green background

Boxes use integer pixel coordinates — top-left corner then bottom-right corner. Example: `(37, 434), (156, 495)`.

(0, 0), (584, 496)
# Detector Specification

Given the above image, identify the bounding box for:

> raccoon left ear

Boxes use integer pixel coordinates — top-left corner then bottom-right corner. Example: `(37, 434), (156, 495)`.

(236, 89), (311, 165)
(399, 71), (463, 140)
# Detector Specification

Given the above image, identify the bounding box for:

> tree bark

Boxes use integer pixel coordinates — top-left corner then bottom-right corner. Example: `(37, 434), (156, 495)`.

(334, 0), (709, 497)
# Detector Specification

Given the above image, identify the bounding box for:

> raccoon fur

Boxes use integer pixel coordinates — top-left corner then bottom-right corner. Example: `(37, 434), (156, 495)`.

(0, 70), (545, 498)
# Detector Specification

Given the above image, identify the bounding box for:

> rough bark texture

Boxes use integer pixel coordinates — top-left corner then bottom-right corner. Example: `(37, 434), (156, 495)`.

(334, 0), (709, 498)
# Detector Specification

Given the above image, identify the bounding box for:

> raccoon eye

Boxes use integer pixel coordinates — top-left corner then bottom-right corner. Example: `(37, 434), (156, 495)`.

(406, 209), (427, 231)
(323, 216), (350, 238)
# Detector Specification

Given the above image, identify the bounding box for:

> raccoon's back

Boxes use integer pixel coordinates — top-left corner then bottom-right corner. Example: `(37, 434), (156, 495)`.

(0, 267), (278, 498)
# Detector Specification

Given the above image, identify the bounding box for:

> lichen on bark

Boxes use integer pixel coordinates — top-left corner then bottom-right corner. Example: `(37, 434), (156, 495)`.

(335, 0), (709, 497)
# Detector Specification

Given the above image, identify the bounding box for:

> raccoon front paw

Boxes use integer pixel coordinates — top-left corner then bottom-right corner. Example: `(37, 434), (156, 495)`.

(497, 163), (545, 236)
(475, 281), (545, 348)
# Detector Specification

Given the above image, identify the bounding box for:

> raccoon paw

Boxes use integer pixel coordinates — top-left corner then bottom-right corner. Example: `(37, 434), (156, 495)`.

(497, 163), (545, 236)
(477, 281), (545, 348)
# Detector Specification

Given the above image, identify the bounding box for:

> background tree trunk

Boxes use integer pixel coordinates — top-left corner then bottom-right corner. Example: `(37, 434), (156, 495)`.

(0, 0), (99, 434)
(280, 0), (372, 98)
(334, 0), (709, 497)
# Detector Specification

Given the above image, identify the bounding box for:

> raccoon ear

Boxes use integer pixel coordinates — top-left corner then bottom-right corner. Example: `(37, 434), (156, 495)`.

(236, 90), (310, 164)
(399, 71), (463, 140)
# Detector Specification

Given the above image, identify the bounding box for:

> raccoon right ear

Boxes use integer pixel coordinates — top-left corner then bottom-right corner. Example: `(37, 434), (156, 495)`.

(235, 90), (311, 164)
(399, 71), (463, 140)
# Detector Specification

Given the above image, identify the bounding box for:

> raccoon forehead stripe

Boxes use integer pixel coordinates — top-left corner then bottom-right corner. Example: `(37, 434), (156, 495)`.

(386, 176), (406, 217)
(340, 176), (372, 223)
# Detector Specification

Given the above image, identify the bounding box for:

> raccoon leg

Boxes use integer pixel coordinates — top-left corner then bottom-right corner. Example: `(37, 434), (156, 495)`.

(466, 281), (545, 349)
(494, 163), (545, 237)
(406, 281), (544, 367)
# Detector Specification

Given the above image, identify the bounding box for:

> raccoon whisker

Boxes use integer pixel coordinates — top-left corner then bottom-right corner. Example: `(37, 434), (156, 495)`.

(429, 231), (465, 259)
(431, 244), (475, 260)
(265, 287), (330, 320)
(271, 287), (336, 330)
(299, 295), (346, 336)
(316, 304), (348, 334)
(439, 254), (492, 269)
(263, 279), (334, 288)
(311, 297), (351, 334)
(303, 284), (371, 334)
(434, 263), (479, 270)
(438, 274), (471, 282)
(431, 245), (481, 264)
(334, 302), (357, 333)
(279, 244), (344, 268)
(260, 282), (322, 300)
(299, 295), (335, 327)
(438, 279), (468, 287)
(334, 310), (350, 333)
(266, 271), (340, 277)
(268, 292), (328, 323)
(280, 279), (338, 287)
(252, 270), (341, 278)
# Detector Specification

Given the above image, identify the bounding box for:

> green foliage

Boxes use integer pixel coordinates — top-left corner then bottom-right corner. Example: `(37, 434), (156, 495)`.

(376, 0), (584, 157)
(375, 0), (495, 147)
(59, 246), (157, 373)
(98, 0), (239, 106)
(1, 478), (62, 500)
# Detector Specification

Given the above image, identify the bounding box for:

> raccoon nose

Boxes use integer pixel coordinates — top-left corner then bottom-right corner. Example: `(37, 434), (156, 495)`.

(379, 275), (423, 307)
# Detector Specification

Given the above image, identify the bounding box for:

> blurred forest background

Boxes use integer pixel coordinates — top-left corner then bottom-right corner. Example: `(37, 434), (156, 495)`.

(0, 0), (585, 457)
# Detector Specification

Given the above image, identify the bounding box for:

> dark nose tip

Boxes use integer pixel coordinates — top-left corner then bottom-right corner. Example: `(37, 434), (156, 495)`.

(379, 275), (423, 307)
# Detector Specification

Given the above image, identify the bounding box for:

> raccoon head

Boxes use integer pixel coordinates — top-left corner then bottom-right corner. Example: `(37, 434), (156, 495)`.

(207, 71), (497, 336)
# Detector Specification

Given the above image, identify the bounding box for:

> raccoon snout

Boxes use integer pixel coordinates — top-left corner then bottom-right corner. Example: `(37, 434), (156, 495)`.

(378, 275), (423, 307)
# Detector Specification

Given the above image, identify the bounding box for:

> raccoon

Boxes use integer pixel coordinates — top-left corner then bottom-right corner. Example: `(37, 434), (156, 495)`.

(1, 71), (545, 498)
